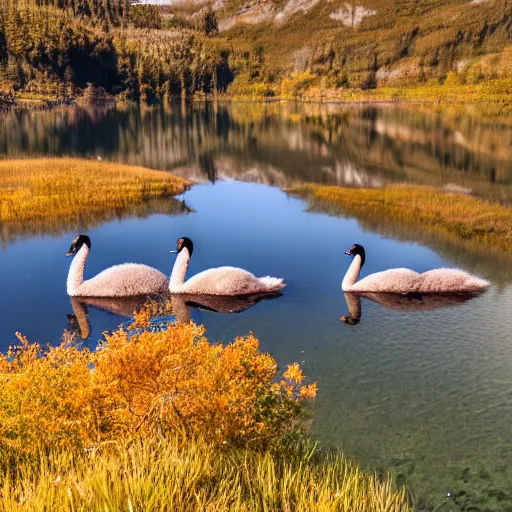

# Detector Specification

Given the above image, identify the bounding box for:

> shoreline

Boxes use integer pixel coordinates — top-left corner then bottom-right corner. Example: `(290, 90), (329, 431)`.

(289, 183), (512, 256)
(6, 86), (512, 110)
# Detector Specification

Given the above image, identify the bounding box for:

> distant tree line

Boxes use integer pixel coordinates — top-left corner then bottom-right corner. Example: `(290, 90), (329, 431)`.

(0, 0), (232, 101)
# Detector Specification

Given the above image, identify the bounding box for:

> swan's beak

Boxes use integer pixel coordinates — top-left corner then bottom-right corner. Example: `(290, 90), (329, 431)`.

(65, 252), (73, 257)
(169, 250), (178, 254)
(344, 251), (351, 255)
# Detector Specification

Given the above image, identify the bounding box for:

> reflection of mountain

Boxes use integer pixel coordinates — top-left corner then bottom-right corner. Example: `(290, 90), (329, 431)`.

(1, 103), (512, 202)
(341, 291), (479, 326)
(0, 197), (191, 247)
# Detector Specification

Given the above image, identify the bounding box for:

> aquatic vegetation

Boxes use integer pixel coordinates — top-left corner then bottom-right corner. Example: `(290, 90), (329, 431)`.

(0, 158), (191, 244)
(290, 184), (512, 254)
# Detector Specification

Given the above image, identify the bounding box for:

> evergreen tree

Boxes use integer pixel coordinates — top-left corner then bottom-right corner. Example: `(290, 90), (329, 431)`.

(202, 5), (217, 36)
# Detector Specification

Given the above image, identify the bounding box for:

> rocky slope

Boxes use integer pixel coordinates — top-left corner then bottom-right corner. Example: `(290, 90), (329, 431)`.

(173, 0), (512, 89)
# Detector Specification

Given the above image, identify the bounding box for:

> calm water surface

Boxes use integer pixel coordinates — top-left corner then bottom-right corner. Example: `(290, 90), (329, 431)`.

(1, 103), (512, 511)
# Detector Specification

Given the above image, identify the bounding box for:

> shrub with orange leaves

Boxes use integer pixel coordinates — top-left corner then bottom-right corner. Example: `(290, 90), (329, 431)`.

(0, 319), (316, 454)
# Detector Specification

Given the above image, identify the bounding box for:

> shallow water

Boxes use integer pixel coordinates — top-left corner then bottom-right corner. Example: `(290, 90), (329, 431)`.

(1, 103), (512, 511)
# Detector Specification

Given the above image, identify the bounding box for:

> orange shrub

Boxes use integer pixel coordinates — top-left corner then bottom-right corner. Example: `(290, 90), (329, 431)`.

(0, 318), (316, 454)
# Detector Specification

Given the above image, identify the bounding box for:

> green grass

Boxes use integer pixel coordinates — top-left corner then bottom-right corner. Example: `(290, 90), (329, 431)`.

(0, 436), (411, 512)
(289, 183), (512, 254)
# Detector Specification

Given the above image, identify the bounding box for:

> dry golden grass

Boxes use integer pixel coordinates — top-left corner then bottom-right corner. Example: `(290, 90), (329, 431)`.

(0, 158), (191, 243)
(0, 158), (191, 221)
(290, 184), (512, 254)
(0, 436), (411, 512)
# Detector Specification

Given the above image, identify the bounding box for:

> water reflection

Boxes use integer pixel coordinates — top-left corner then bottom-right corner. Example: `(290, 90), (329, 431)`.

(340, 292), (479, 326)
(67, 295), (162, 339)
(2, 102), (512, 202)
(171, 292), (283, 323)
(300, 193), (512, 286)
(1, 196), (191, 247)
(68, 292), (283, 339)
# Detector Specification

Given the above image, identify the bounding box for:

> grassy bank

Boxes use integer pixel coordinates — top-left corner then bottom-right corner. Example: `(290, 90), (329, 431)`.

(0, 316), (410, 511)
(229, 75), (512, 106)
(289, 184), (512, 254)
(0, 436), (410, 512)
(299, 81), (512, 105)
(0, 158), (191, 243)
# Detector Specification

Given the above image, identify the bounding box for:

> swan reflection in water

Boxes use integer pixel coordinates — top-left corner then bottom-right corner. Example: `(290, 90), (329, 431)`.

(340, 292), (480, 326)
(68, 292), (282, 339)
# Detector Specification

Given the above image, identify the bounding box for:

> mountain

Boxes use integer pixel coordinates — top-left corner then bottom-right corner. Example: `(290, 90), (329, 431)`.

(1, 0), (512, 101)
(195, 0), (512, 90)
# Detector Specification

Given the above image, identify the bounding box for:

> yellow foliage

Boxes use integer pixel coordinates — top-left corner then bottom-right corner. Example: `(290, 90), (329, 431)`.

(280, 71), (318, 99)
(0, 321), (316, 454)
(0, 158), (191, 224)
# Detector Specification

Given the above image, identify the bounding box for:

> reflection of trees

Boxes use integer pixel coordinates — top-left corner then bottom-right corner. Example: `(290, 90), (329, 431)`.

(198, 152), (218, 183)
(1, 103), (512, 199)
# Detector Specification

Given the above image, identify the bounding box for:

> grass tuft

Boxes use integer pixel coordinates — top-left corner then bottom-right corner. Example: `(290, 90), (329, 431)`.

(0, 436), (411, 512)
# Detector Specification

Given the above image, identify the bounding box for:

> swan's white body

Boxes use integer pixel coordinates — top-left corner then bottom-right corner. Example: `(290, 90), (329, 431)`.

(67, 245), (169, 297)
(342, 254), (489, 294)
(169, 247), (285, 295)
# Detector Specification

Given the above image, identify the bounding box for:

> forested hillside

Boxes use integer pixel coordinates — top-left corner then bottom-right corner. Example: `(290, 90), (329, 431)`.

(1, 0), (512, 102)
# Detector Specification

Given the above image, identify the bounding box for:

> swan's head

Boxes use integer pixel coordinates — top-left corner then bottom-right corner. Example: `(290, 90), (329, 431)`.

(344, 244), (365, 267)
(172, 237), (194, 257)
(340, 315), (361, 326)
(65, 235), (91, 257)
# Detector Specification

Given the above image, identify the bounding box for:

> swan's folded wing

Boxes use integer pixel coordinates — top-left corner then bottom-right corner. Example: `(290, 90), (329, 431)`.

(181, 266), (265, 295)
(419, 268), (489, 293)
(77, 264), (168, 297)
(351, 268), (421, 293)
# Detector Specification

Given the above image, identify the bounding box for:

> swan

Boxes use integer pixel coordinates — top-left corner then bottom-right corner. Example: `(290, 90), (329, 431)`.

(342, 244), (490, 293)
(66, 234), (169, 297)
(169, 237), (285, 295)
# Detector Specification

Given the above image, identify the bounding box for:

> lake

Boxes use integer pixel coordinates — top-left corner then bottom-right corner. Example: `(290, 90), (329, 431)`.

(1, 102), (512, 511)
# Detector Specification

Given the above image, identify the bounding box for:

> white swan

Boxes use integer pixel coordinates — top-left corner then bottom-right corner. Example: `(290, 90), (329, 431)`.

(169, 237), (285, 295)
(342, 244), (490, 293)
(66, 234), (168, 297)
